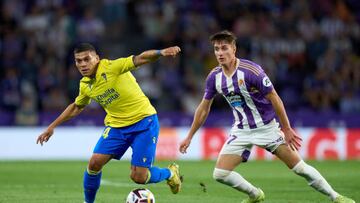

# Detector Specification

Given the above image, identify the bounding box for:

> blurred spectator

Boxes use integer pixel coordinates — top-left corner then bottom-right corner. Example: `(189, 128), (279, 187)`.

(15, 95), (38, 126)
(340, 90), (360, 113)
(41, 87), (69, 111)
(77, 8), (105, 45)
(132, 63), (162, 107)
(1, 68), (21, 111)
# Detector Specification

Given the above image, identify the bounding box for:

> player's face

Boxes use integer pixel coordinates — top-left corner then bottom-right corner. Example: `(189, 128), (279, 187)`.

(213, 40), (236, 67)
(74, 51), (100, 77)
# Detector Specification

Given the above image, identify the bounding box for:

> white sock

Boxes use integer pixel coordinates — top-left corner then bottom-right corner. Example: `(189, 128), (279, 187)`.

(213, 168), (259, 198)
(292, 160), (339, 200)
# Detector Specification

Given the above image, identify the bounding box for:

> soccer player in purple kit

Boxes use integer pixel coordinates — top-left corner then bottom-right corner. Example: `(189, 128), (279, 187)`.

(179, 30), (355, 203)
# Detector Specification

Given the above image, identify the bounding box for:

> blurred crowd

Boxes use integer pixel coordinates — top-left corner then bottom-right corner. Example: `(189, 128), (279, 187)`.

(1, 0), (360, 126)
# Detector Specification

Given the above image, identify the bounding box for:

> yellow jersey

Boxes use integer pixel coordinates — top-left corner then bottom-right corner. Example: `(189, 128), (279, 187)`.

(75, 56), (157, 127)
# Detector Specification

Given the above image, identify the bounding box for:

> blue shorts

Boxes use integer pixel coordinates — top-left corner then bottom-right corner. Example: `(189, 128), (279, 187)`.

(93, 114), (159, 168)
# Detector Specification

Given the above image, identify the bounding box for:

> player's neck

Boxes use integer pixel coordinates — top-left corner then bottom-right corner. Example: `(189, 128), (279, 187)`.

(221, 57), (238, 77)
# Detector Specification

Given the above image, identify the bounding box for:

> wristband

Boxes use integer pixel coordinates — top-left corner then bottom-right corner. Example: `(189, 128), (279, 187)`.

(156, 50), (162, 56)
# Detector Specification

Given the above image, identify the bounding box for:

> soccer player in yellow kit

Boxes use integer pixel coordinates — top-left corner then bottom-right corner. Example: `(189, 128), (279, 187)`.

(36, 43), (182, 203)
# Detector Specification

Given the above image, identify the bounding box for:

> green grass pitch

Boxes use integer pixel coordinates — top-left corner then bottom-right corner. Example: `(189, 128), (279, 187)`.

(0, 160), (358, 203)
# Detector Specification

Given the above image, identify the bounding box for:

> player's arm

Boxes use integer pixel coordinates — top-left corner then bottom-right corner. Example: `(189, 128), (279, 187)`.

(36, 103), (85, 146)
(179, 98), (213, 153)
(133, 46), (181, 67)
(266, 89), (302, 151)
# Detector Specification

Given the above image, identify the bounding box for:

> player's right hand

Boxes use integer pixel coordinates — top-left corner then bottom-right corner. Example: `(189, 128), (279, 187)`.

(160, 46), (181, 57)
(179, 137), (192, 154)
(36, 128), (54, 146)
(282, 127), (302, 151)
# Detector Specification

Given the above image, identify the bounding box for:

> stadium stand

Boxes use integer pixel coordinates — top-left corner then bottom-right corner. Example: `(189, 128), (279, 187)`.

(0, 0), (359, 127)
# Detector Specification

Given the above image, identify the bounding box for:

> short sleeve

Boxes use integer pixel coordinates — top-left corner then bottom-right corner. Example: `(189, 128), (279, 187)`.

(203, 71), (217, 100)
(74, 83), (91, 106)
(251, 71), (274, 95)
(108, 55), (136, 75)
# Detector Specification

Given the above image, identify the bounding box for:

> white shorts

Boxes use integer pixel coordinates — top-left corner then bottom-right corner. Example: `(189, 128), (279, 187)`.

(219, 120), (286, 162)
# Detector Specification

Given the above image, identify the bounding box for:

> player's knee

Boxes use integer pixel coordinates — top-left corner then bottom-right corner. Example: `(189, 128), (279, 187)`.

(213, 168), (231, 182)
(88, 159), (104, 172)
(130, 171), (147, 184)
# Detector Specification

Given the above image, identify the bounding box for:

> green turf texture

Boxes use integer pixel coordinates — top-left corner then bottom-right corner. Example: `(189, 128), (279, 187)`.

(0, 160), (358, 203)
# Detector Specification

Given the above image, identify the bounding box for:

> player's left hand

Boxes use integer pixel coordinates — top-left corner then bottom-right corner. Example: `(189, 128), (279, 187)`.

(160, 46), (181, 57)
(282, 127), (302, 151)
(36, 128), (54, 146)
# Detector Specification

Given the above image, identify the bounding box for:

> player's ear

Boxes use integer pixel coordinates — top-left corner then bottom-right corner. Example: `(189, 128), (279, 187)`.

(90, 51), (100, 61)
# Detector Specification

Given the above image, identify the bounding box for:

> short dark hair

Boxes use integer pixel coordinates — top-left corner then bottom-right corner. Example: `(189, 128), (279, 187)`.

(209, 30), (237, 45)
(74, 43), (96, 54)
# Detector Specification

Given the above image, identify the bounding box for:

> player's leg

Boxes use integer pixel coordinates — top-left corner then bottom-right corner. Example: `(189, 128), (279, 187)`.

(129, 115), (170, 184)
(274, 144), (355, 202)
(84, 153), (112, 203)
(129, 114), (180, 193)
(213, 135), (264, 203)
(129, 164), (172, 185)
(84, 127), (130, 203)
(214, 154), (263, 198)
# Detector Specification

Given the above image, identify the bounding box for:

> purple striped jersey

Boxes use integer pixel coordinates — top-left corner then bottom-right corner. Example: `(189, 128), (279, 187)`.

(204, 58), (276, 129)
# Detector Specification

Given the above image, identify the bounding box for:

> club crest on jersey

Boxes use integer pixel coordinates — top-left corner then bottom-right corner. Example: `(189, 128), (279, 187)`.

(238, 79), (244, 86)
(101, 73), (107, 82)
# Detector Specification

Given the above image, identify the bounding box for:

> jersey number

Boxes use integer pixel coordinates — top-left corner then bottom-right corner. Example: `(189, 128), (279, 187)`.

(227, 135), (237, 144)
(102, 127), (111, 139)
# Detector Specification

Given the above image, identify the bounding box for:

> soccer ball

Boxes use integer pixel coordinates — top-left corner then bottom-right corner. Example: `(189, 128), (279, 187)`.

(126, 188), (155, 203)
